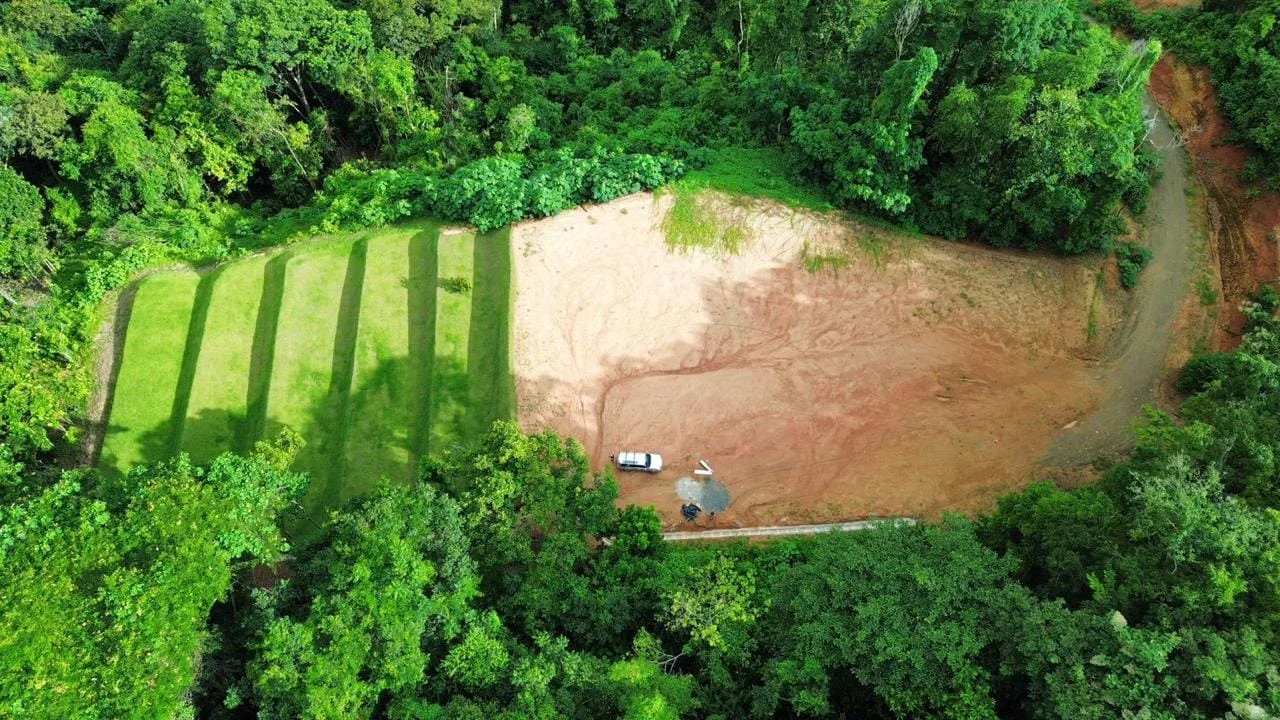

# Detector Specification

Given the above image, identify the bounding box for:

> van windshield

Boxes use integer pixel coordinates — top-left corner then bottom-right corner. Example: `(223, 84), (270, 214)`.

(644, 453), (651, 465)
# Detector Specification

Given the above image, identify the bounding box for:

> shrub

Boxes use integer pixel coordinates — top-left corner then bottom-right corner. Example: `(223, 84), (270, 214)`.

(440, 276), (472, 294)
(1116, 242), (1154, 289)
(1178, 353), (1236, 394)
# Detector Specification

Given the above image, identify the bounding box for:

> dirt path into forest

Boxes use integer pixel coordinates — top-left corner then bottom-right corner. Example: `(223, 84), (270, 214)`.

(1039, 95), (1196, 468)
(1146, 54), (1280, 342)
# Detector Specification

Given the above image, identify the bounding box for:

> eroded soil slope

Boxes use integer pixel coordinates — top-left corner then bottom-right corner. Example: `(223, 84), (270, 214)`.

(1149, 54), (1280, 343)
(512, 194), (1106, 526)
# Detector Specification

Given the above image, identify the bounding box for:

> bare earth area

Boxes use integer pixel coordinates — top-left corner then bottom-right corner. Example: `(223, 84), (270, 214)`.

(512, 194), (1107, 527)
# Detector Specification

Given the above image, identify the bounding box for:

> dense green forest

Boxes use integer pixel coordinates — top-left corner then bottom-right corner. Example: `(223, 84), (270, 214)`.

(8, 0), (1280, 717)
(1097, 0), (1280, 185)
(9, 304), (1280, 718)
(0, 0), (1161, 487)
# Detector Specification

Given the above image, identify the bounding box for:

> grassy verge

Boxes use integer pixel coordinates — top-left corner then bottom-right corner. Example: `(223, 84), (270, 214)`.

(681, 147), (833, 212)
(428, 230), (476, 454)
(100, 272), (200, 473)
(180, 257), (267, 462)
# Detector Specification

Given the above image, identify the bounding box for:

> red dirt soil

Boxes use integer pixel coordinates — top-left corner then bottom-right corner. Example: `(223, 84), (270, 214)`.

(1148, 53), (1280, 346)
(511, 194), (1107, 528)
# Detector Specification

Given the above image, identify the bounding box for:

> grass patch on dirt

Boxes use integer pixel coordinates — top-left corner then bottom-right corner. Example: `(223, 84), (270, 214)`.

(662, 148), (833, 254)
(800, 240), (853, 274)
(100, 272), (200, 473)
(661, 184), (753, 255)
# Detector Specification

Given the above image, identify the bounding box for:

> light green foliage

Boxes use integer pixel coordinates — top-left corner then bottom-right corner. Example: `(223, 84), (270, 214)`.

(249, 483), (475, 719)
(663, 555), (761, 652)
(607, 655), (698, 720)
(0, 440), (304, 719)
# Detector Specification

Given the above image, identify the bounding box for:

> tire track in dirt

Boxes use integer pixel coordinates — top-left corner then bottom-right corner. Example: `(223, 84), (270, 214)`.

(1039, 94), (1194, 468)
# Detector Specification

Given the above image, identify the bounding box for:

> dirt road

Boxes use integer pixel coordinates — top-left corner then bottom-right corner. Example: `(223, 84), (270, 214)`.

(1039, 95), (1195, 467)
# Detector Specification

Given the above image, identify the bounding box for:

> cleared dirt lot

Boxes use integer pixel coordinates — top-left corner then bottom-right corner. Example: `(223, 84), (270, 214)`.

(512, 193), (1107, 526)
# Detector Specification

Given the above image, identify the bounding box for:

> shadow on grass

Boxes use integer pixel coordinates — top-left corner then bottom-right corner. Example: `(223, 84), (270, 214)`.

(298, 236), (368, 515)
(245, 251), (292, 447)
(90, 281), (140, 470)
(407, 226), (439, 467)
(167, 265), (227, 456)
(467, 228), (517, 438)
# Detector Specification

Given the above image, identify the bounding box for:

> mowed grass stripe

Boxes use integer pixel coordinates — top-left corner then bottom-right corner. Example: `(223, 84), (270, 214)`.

(100, 272), (200, 473)
(180, 256), (267, 462)
(341, 225), (436, 497)
(266, 237), (361, 515)
(467, 228), (517, 434)
(428, 229), (476, 454)
(167, 269), (218, 456)
(318, 238), (368, 510)
(246, 251), (290, 446)
(407, 227), (440, 470)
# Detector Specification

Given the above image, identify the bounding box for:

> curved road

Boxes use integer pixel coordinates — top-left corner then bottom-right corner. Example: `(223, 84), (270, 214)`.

(1039, 94), (1195, 467)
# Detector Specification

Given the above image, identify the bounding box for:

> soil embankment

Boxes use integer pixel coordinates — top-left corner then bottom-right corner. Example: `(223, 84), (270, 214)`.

(1147, 54), (1280, 343)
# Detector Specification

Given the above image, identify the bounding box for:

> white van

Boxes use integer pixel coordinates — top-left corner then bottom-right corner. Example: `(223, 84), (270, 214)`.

(615, 451), (663, 473)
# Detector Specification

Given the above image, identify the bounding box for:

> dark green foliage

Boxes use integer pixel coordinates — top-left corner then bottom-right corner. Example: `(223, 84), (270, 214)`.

(758, 521), (1019, 719)
(1116, 241), (1153, 289)
(1177, 352), (1237, 394)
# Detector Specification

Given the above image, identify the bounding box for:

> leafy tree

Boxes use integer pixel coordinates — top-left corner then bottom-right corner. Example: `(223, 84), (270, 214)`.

(247, 482), (476, 719)
(0, 436), (305, 719)
(758, 521), (1020, 718)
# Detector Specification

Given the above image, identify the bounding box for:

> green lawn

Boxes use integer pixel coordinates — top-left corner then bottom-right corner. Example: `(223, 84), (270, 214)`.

(267, 236), (363, 513)
(179, 257), (267, 462)
(340, 223), (435, 502)
(99, 219), (513, 524)
(101, 272), (201, 473)
(428, 229), (476, 455)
